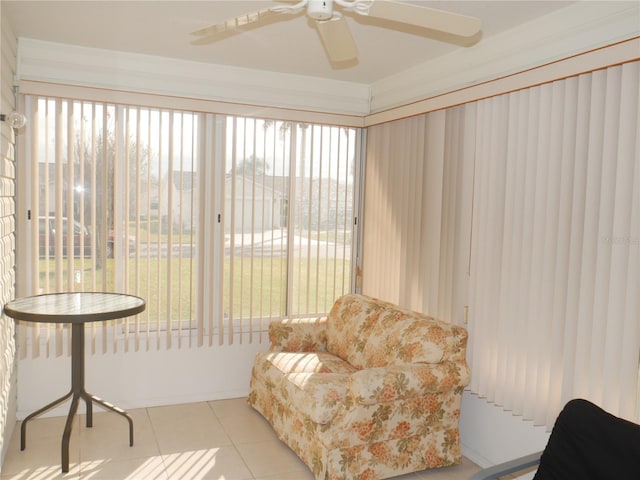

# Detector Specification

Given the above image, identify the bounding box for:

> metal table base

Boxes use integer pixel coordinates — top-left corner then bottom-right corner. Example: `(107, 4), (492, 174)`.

(20, 323), (133, 473)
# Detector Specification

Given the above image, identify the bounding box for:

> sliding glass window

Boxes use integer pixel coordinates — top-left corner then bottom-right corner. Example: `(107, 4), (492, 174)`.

(19, 96), (361, 353)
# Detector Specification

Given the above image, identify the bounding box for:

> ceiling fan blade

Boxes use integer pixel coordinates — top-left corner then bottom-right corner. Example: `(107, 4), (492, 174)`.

(367, 0), (482, 38)
(190, 7), (282, 44)
(316, 15), (358, 63)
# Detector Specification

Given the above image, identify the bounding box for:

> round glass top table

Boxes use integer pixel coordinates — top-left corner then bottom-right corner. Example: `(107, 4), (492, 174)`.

(4, 292), (145, 473)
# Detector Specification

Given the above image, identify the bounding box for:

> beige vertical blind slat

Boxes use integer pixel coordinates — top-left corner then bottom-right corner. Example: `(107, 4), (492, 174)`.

(422, 113), (446, 316)
(122, 106), (132, 351)
(89, 104), (98, 291)
(154, 110), (162, 349)
(54, 100), (65, 356)
(100, 105), (109, 354)
(228, 116), (238, 344)
(143, 109), (152, 349)
(133, 107), (143, 351)
(112, 104), (124, 353)
(196, 113), (217, 346)
(286, 124), (297, 319)
(166, 113), (174, 349)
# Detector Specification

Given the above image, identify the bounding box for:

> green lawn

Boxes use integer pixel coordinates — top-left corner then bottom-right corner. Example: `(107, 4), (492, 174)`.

(38, 255), (350, 323)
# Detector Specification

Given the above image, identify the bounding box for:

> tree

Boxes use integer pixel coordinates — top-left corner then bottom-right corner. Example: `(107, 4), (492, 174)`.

(230, 155), (270, 176)
(70, 109), (151, 260)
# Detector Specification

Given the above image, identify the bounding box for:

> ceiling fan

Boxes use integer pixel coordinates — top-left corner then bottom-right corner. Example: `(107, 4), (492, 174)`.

(191, 0), (482, 63)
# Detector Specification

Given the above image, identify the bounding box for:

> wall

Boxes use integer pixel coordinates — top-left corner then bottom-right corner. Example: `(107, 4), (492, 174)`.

(0, 5), (18, 471)
(16, 334), (266, 417)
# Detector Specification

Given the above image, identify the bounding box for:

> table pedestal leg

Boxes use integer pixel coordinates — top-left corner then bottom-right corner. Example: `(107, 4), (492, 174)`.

(61, 394), (80, 473)
(20, 391), (73, 451)
(20, 323), (134, 473)
(83, 392), (134, 446)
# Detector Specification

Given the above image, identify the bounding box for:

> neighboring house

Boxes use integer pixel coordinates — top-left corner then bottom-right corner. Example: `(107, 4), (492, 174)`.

(171, 170), (197, 232)
(225, 175), (283, 233)
(38, 166), (350, 236)
(37, 161), (161, 225)
(265, 175), (352, 231)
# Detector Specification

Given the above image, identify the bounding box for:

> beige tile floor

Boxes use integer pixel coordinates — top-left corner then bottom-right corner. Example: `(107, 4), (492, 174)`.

(1, 398), (483, 480)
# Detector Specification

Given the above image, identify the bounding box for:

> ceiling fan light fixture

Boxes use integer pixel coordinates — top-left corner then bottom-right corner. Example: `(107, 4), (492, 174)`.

(307, 0), (334, 20)
(192, 0), (483, 64)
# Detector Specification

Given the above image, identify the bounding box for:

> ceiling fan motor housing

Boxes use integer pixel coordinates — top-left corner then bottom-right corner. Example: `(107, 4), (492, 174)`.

(307, 0), (334, 20)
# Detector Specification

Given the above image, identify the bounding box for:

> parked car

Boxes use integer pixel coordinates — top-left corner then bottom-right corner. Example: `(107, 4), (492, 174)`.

(39, 217), (135, 258)
(106, 230), (137, 257)
(39, 217), (91, 258)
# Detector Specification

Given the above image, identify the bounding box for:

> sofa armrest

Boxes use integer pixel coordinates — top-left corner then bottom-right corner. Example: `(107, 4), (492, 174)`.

(349, 361), (470, 405)
(268, 316), (328, 352)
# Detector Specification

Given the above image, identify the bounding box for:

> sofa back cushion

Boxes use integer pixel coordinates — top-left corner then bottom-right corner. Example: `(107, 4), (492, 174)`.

(325, 294), (388, 369)
(362, 309), (455, 367)
(326, 294), (463, 369)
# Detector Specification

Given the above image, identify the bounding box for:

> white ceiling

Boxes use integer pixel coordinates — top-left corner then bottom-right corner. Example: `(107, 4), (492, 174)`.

(4, 0), (579, 85)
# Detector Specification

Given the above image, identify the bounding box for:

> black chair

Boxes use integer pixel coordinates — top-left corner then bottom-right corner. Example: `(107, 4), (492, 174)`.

(470, 398), (640, 480)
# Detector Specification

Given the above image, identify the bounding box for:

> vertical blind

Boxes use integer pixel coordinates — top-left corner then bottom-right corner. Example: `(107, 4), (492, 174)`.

(363, 107), (475, 324)
(468, 62), (639, 425)
(364, 61), (639, 426)
(19, 97), (359, 356)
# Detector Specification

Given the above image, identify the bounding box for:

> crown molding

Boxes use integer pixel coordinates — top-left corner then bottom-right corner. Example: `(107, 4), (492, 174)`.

(370, 1), (640, 113)
(366, 37), (640, 127)
(16, 38), (371, 116)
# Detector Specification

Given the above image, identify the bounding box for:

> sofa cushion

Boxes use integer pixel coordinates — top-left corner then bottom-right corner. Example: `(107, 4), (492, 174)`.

(325, 294), (389, 369)
(262, 351), (359, 375)
(255, 351), (357, 425)
(363, 310), (455, 367)
(326, 294), (456, 369)
(350, 363), (470, 405)
(284, 372), (352, 424)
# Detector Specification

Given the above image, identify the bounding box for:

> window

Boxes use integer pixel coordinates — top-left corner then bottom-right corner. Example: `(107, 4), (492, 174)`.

(20, 96), (361, 353)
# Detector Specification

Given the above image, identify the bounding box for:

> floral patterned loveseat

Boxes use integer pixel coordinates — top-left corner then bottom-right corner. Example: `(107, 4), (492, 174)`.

(247, 293), (471, 480)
